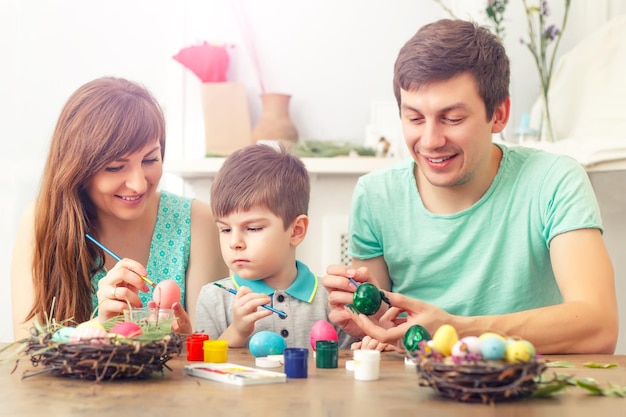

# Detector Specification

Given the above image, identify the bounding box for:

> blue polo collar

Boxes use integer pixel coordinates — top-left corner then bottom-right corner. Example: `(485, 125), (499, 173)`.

(231, 260), (318, 303)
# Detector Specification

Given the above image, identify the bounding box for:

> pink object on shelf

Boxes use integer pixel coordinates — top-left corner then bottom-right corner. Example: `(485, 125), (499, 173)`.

(173, 42), (231, 83)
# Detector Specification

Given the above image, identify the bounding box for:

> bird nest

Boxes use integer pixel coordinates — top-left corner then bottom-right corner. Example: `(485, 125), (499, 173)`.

(415, 358), (547, 404)
(20, 330), (183, 382)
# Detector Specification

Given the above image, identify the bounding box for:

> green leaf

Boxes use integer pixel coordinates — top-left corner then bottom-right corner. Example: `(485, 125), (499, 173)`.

(532, 380), (569, 397)
(583, 362), (618, 369)
(546, 360), (575, 368)
(606, 383), (626, 397)
(575, 378), (604, 395)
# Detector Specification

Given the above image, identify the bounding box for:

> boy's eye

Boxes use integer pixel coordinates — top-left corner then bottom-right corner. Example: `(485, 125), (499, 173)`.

(219, 227), (231, 233)
(248, 227), (262, 232)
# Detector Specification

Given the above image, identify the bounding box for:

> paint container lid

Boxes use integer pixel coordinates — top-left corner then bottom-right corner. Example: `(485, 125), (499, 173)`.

(203, 340), (228, 351)
(255, 357), (283, 368)
(315, 340), (338, 369)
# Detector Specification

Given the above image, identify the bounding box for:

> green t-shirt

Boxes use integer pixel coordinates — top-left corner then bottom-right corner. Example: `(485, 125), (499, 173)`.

(349, 143), (602, 316)
(91, 190), (192, 310)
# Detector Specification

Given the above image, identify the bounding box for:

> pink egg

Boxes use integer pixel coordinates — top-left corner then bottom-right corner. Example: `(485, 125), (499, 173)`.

(152, 280), (181, 309)
(309, 320), (338, 350)
(70, 322), (110, 345)
(109, 321), (143, 338)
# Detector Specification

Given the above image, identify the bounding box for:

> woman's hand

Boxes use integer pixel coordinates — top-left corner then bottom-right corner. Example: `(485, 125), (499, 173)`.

(146, 300), (192, 334)
(96, 258), (150, 322)
(351, 291), (452, 344)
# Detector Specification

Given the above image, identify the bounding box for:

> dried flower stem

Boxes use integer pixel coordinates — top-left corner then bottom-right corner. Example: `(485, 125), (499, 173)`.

(522, 0), (571, 141)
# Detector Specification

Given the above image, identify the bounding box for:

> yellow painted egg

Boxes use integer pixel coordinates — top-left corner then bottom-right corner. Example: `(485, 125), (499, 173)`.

(77, 320), (106, 331)
(519, 340), (536, 357)
(505, 340), (534, 363)
(431, 324), (459, 356)
(478, 332), (506, 342)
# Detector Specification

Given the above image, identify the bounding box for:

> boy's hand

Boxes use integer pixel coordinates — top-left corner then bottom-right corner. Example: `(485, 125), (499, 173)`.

(220, 286), (273, 347)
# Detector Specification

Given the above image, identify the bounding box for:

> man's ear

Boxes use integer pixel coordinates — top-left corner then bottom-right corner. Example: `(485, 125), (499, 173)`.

(491, 97), (511, 134)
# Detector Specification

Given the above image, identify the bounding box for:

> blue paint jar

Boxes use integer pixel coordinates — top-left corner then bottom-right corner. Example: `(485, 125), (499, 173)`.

(283, 348), (308, 378)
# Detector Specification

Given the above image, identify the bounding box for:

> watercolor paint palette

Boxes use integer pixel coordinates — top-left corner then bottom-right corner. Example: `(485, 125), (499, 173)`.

(184, 363), (287, 386)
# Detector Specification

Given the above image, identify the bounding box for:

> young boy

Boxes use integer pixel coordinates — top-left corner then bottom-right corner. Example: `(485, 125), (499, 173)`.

(194, 143), (353, 349)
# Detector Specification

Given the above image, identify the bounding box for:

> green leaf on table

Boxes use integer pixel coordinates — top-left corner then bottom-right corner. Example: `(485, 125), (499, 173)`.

(575, 378), (604, 395)
(583, 362), (618, 369)
(532, 380), (570, 398)
(606, 383), (626, 397)
(546, 360), (575, 368)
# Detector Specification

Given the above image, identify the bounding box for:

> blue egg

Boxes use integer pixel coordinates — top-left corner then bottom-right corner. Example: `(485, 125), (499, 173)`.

(248, 330), (287, 357)
(480, 336), (506, 360)
(51, 326), (76, 343)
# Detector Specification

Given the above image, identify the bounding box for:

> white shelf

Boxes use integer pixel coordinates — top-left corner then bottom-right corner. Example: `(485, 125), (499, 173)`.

(164, 157), (403, 178)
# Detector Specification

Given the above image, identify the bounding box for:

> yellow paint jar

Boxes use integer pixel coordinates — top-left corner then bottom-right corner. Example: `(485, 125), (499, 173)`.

(203, 340), (228, 363)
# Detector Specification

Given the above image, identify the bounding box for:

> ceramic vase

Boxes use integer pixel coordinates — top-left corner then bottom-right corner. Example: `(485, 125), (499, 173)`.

(251, 93), (298, 144)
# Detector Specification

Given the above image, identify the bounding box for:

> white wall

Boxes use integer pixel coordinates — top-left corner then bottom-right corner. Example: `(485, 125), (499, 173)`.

(1, 0), (624, 345)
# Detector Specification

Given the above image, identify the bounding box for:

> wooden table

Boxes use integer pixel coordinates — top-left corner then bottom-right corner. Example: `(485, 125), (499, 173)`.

(1, 348), (625, 416)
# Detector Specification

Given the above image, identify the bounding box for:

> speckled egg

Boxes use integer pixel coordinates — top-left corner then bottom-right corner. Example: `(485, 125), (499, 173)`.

(51, 326), (76, 343)
(249, 330), (287, 357)
(505, 340), (534, 363)
(460, 336), (482, 354)
(480, 336), (506, 360)
(70, 321), (110, 345)
(309, 320), (338, 351)
(432, 324), (459, 356)
(152, 280), (181, 309)
(451, 336), (483, 359)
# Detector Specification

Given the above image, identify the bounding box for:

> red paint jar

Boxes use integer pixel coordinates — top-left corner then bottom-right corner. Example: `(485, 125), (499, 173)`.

(187, 333), (209, 361)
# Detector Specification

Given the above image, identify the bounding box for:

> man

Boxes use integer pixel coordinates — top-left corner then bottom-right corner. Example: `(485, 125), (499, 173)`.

(323, 19), (617, 354)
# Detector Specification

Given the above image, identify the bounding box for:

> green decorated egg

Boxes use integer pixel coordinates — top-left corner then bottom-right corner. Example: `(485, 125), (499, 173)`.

(352, 283), (383, 315)
(403, 324), (432, 351)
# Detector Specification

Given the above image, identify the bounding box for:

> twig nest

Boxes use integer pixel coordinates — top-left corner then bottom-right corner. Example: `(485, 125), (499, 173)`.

(406, 324), (544, 404)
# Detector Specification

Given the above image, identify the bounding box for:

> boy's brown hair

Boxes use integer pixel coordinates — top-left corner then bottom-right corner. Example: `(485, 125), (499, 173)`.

(210, 143), (310, 229)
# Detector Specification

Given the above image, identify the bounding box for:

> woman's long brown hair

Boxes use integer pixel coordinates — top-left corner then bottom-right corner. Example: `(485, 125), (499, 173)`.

(26, 77), (166, 325)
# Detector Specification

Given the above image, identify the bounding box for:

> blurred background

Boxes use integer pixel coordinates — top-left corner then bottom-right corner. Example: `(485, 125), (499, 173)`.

(1, 0), (623, 345)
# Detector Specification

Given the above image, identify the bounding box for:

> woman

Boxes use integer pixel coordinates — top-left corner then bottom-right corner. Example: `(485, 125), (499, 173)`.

(10, 77), (228, 340)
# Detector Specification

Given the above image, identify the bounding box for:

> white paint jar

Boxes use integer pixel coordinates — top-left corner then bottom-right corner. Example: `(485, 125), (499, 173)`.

(353, 349), (380, 381)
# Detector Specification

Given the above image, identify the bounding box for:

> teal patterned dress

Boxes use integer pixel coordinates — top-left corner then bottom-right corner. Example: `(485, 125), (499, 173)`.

(91, 191), (192, 311)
